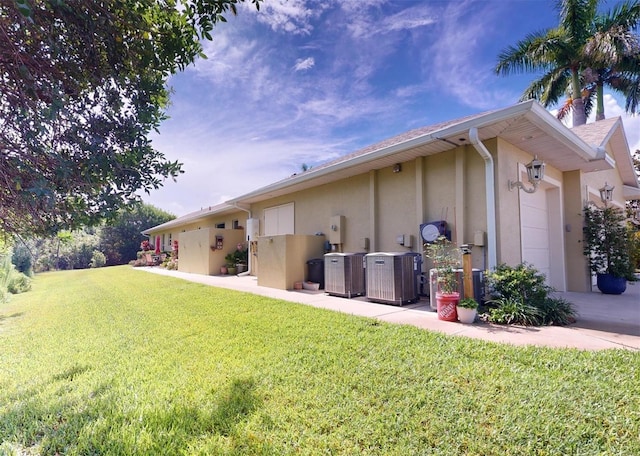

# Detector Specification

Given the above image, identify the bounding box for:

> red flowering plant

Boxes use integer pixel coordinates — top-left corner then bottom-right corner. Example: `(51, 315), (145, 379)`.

(140, 240), (151, 251)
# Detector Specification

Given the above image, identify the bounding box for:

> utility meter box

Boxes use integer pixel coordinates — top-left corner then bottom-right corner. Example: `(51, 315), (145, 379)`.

(329, 215), (345, 244)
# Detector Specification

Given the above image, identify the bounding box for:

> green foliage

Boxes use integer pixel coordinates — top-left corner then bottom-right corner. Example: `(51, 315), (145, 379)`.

(0, 267), (638, 454)
(457, 297), (478, 309)
(424, 236), (461, 294)
(495, 0), (640, 124)
(7, 272), (31, 295)
(537, 297), (577, 326)
(100, 203), (175, 265)
(0, 250), (32, 301)
(89, 251), (106, 269)
(583, 205), (634, 279)
(627, 223), (640, 271)
(486, 297), (542, 326)
(485, 263), (576, 326)
(0, 0), (261, 237)
(0, 252), (11, 303)
(486, 263), (550, 306)
(11, 242), (33, 276)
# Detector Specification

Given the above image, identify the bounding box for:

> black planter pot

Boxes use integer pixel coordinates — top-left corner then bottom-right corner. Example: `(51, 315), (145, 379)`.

(596, 273), (627, 295)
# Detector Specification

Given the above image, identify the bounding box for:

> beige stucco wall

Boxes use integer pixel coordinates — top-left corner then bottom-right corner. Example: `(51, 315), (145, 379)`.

(256, 234), (326, 290)
(146, 211), (248, 252)
(178, 228), (245, 275)
(563, 170), (590, 291)
(249, 146), (494, 273)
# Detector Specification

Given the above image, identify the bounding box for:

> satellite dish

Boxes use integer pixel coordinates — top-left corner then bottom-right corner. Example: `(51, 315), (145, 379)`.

(420, 221), (448, 243)
(421, 224), (440, 242)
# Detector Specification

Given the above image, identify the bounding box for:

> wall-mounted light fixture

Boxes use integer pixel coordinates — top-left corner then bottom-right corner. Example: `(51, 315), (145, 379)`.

(508, 156), (545, 194)
(599, 182), (614, 206)
(392, 163), (402, 173)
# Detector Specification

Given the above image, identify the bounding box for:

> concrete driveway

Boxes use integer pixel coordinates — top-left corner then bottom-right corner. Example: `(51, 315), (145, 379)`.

(140, 267), (639, 351)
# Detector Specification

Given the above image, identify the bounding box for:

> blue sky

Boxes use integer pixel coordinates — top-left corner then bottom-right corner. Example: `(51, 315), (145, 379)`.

(146, 0), (640, 216)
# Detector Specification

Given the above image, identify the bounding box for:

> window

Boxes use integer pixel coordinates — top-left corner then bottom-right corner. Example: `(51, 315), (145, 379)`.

(232, 219), (240, 229)
(264, 203), (294, 236)
(215, 223), (225, 229)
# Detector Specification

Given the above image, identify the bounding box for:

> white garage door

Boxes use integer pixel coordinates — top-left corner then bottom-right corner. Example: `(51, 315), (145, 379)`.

(520, 188), (551, 284)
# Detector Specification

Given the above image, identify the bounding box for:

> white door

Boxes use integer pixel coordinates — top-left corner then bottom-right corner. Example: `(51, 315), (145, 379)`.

(520, 188), (551, 281)
(519, 183), (566, 291)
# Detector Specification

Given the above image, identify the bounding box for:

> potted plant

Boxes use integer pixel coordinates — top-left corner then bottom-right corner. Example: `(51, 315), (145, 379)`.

(582, 205), (634, 294)
(233, 243), (248, 273)
(456, 298), (478, 324)
(424, 236), (461, 321)
(224, 252), (237, 275)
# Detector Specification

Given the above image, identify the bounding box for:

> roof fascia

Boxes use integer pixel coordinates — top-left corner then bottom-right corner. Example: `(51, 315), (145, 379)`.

(228, 102), (540, 205)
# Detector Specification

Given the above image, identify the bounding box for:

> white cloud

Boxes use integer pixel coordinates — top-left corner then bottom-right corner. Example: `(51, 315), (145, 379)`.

(422, 0), (521, 110)
(251, 0), (321, 35)
(602, 94), (640, 152)
(294, 57), (315, 71)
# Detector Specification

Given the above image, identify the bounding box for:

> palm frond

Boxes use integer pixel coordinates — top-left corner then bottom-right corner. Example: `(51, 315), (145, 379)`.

(557, 0), (598, 43)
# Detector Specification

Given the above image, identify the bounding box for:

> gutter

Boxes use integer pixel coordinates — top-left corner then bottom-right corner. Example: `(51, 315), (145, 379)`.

(468, 127), (498, 270)
(232, 203), (253, 276)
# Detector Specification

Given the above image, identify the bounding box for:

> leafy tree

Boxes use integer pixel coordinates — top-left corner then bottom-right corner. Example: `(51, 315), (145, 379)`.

(0, 0), (260, 238)
(495, 0), (640, 126)
(11, 243), (33, 276)
(100, 203), (175, 265)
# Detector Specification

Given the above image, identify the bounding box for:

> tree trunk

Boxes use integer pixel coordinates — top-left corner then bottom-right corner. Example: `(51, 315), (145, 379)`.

(572, 97), (587, 126)
(596, 83), (605, 121)
(571, 70), (587, 126)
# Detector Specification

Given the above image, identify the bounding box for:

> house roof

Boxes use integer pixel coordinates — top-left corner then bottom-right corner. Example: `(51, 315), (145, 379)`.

(143, 202), (241, 235)
(571, 117), (638, 187)
(228, 100), (621, 205)
(144, 100), (638, 234)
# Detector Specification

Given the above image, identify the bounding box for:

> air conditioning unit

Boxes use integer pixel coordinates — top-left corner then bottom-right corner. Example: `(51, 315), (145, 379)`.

(364, 252), (422, 305)
(324, 253), (366, 298)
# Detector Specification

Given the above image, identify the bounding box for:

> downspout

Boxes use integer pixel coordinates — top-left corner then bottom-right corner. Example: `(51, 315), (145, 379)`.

(232, 203), (253, 276)
(468, 128), (498, 270)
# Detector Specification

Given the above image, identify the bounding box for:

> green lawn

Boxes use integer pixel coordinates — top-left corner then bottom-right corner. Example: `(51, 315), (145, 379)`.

(0, 266), (638, 455)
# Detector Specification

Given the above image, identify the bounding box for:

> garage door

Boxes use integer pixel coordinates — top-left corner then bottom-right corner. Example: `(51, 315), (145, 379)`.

(519, 188), (551, 284)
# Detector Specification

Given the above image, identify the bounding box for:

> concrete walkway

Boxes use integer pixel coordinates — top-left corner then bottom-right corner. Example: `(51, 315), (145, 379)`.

(140, 268), (639, 351)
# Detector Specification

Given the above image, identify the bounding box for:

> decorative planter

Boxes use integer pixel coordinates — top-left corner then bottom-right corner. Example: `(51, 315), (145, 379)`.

(456, 306), (477, 324)
(436, 292), (459, 321)
(596, 273), (627, 295)
(236, 264), (247, 273)
(220, 266), (228, 275)
(227, 267), (237, 275)
(293, 281), (303, 290)
(303, 281), (320, 291)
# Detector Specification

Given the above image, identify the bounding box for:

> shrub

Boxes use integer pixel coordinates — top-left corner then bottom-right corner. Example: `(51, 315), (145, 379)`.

(537, 297), (576, 326)
(486, 297), (541, 326)
(11, 243), (33, 276)
(484, 263), (576, 326)
(486, 263), (549, 305)
(8, 272), (32, 294)
(90, 250), (106, 268)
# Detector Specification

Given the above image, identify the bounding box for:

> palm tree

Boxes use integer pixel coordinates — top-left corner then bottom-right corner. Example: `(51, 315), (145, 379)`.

(582, 1), (640, 119)
(496, 0), (640, 126)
